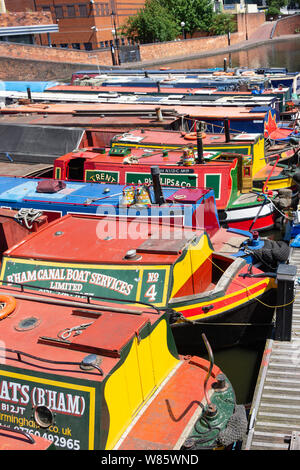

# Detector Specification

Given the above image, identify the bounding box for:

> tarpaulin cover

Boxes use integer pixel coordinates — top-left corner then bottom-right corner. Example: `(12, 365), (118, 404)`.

(0, 81), (59, 92)
(0, 124), (84, 163)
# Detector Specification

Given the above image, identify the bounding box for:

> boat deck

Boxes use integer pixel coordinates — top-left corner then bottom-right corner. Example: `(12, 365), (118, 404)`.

(243, 247), (300, 450)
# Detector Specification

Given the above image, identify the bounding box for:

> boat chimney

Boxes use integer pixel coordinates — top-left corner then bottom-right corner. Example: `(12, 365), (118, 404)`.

(223, 57), (227, 72)
(224, 118), (230, 142)
(155, 106), (163, 121)
(196, 121), (204, 164)
(156, 81), (161, 93)
(26, 87), (32, 102)
(151, 166), (165, 205)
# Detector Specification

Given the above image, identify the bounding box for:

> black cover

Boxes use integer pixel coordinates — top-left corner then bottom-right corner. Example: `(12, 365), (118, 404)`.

(0, 123), (84, 164)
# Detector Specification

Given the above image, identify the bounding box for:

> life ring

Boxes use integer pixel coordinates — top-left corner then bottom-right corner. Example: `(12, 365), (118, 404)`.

(184, 132), (206, 140)
(0, 295), (16, 320)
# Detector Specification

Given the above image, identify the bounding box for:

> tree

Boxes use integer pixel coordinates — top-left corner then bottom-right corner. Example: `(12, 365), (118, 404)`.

(163, 0), (215, 37)
(265, 0), (289, 16)
(209, 13), (236, 36)
(120, 0), (180, 44)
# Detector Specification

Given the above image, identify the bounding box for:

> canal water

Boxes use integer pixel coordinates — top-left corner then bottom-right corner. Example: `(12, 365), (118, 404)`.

(153, 36), (300, 73)
(157, 37), (299, 406)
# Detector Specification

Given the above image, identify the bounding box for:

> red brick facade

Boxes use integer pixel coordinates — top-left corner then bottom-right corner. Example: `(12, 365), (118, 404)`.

(4, 0), (145, 50)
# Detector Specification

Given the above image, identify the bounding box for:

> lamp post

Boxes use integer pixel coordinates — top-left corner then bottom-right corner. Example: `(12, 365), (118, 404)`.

(111, 10), (121, 65)
(180, 21), (186, 39)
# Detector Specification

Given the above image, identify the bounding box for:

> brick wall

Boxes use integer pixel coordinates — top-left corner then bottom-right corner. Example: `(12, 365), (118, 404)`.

(0, 56), (94, 81)
(139, 32), (245, 62)
(272, 14), (300, 37)
(0, 41), (112, 66)
(139, 13), (265, 63)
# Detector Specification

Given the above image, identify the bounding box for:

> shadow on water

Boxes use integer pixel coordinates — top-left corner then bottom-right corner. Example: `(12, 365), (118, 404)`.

(177, 331), (268, 405)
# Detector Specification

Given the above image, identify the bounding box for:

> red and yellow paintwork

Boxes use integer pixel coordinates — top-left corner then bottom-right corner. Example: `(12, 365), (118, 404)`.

(0, 283), (234, 450)
(0, 214), (275, 324)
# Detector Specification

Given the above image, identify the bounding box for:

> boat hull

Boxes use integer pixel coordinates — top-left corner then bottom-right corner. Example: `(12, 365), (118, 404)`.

(171, 288), (275, 354)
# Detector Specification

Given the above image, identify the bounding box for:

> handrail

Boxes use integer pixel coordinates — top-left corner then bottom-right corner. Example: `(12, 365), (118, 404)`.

(262, 153), (281, 193)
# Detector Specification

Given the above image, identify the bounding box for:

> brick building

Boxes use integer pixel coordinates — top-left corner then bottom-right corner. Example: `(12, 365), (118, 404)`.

(3, 0), (145, 50)
(0, 1), (58, 45)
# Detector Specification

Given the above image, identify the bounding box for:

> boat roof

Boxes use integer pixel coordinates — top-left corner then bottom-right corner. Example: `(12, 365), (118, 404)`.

(47, 84), (289, 96)
(1, 102), (274, 119)
(4, 212), (202, 265)
(112, 129), (262, 146)
(0, 175), (214, 208)
(0, 285), (162, 382)
(59, 146), (222, 164)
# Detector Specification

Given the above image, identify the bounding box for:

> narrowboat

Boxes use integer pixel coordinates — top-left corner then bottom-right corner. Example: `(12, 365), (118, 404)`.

(0, 283), (244, 450)
(5, 87), (278, 113)
(51, 142), (296, 231)
(46, 83), (291, 114)
(0, 101), (280, 135)
(69, 68), (300, 96)
(108, 128), (299, 191)
(0, 169), (275, 232)
(0, 213), (278, 353)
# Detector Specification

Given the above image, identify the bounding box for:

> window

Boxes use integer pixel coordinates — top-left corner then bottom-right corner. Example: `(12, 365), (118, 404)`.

(67, 5), (76, 17)
(84, 42), (93, 51)
(100, 41), (105, 48)
(55, 6), (64, 19)
(42, 6), (50, 11)
(60, 43), (68, 48)
(72, 43), (81, 49)
(78, 4), (88, 17)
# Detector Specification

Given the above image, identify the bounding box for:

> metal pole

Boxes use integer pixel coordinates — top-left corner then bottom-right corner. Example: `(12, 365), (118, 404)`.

(275, 264), (297, 341)
(196, 122), (204, 164)
(111, 11), (121, 65)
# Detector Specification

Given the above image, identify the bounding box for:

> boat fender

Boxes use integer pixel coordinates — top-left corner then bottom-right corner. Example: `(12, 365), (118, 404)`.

(217, 405), (248, 448)
(247, 240), (290, 270)
(164, 308), (182, 324)
(0, 295), (16, 320)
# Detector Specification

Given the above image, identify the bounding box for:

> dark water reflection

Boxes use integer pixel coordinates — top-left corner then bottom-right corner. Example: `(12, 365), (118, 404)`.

(153, 37), (300, 72)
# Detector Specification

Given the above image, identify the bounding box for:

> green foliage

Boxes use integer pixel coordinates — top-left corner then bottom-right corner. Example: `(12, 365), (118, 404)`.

(163, 0), (215, 36)
(266, 0), (288, 8)
(266, 5), (281, 16)
(209, 13), (236, 36)
(120, 0), (180, 43)
(120, 0), (216, 42)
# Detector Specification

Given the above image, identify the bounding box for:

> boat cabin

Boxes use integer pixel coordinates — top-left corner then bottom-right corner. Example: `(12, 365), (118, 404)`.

(0, 279), (237, 450)
(0, 213), (275, 330)
(53, 144), (251, 209)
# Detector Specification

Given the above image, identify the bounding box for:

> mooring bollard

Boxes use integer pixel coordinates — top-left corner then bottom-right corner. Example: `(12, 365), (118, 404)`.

(275, 263), (297, 341)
